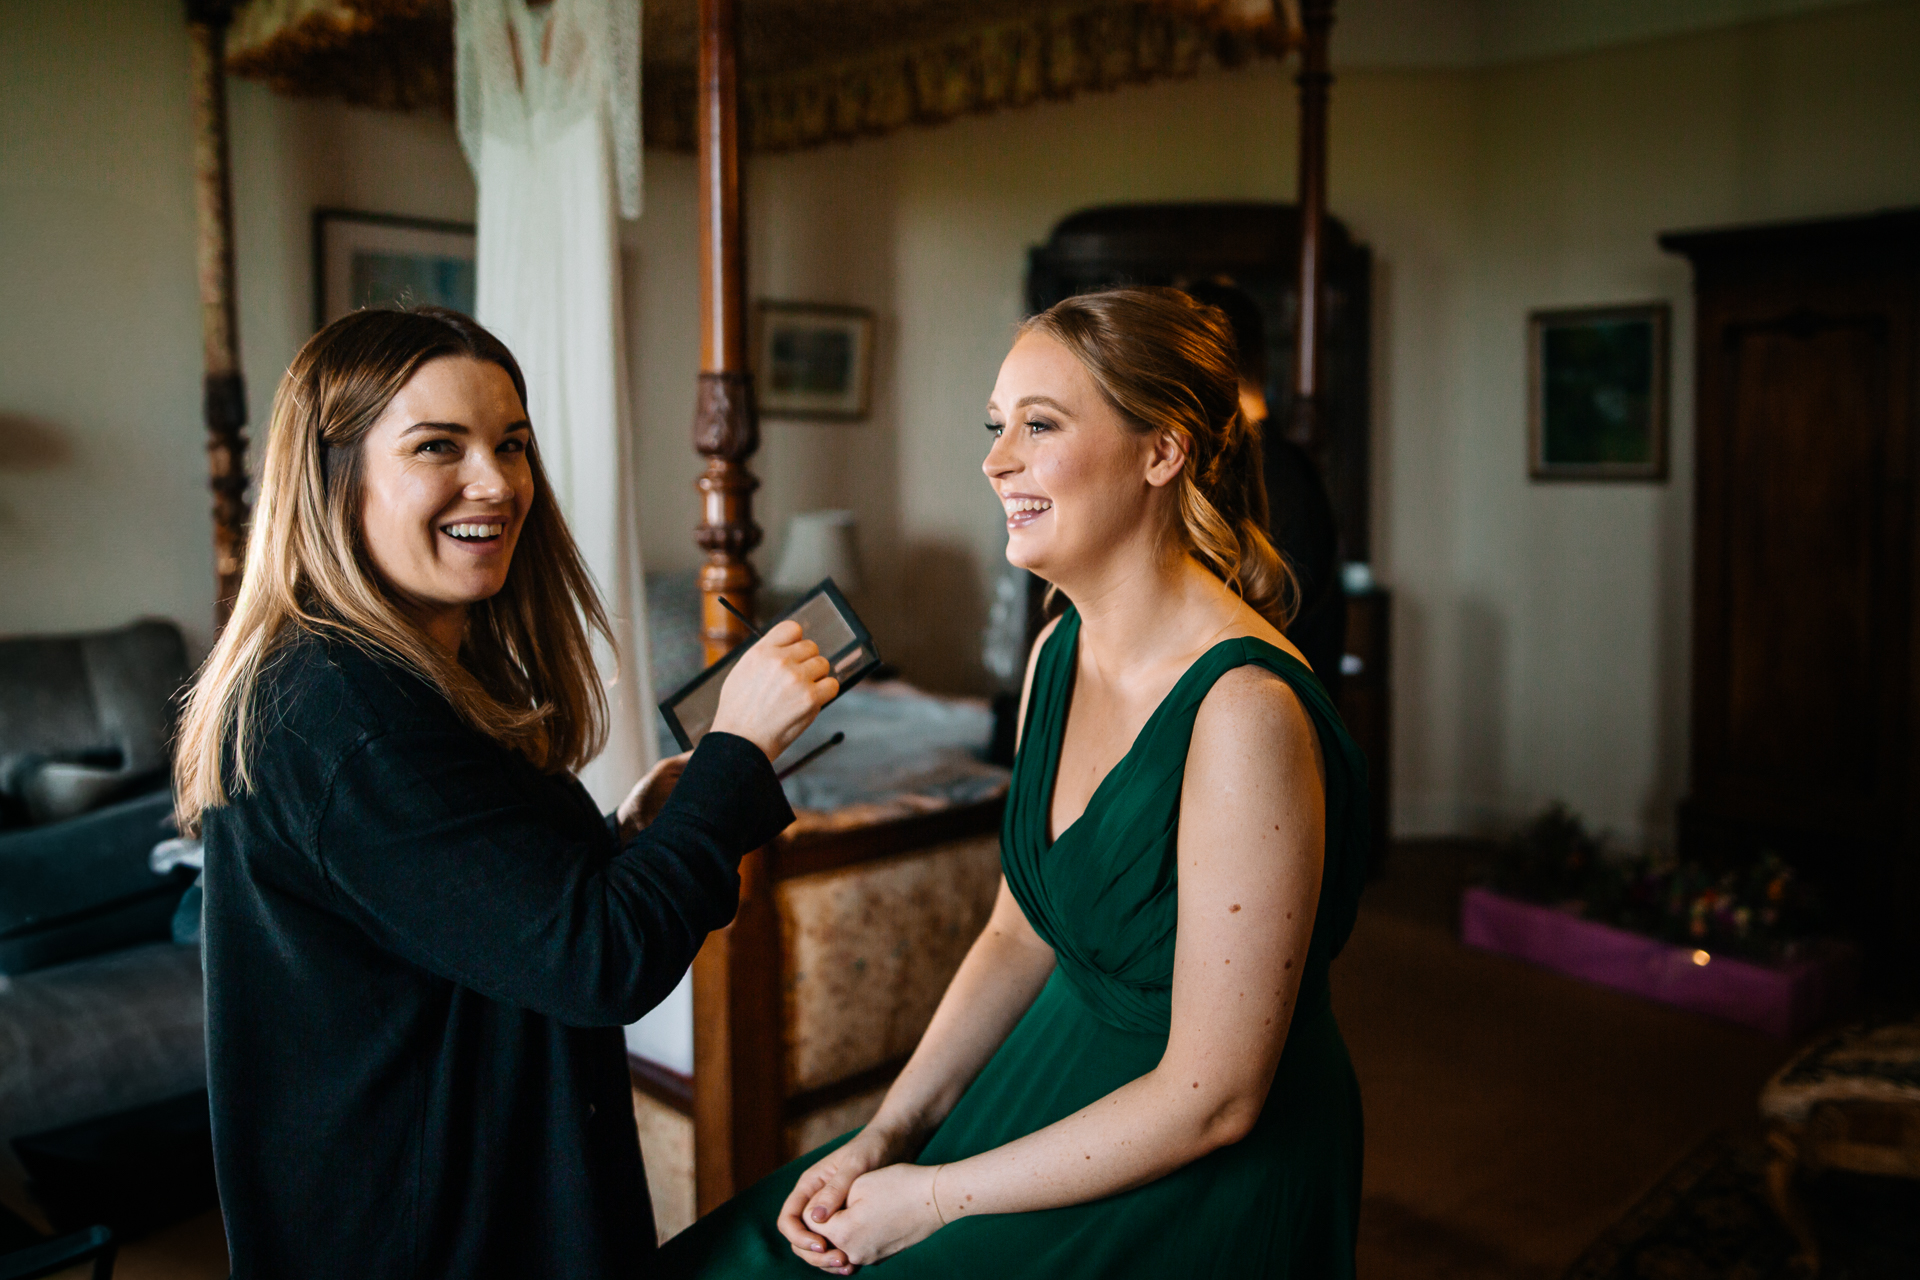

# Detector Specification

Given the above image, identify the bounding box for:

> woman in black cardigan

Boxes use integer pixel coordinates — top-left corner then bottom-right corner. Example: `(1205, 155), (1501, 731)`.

(172, 307), (836, 1278)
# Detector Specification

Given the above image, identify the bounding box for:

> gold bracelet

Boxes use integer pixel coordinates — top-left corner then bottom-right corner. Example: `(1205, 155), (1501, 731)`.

(930, 1163), (950, 1226)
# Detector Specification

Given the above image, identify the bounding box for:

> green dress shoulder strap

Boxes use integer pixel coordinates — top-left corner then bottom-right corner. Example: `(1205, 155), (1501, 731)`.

(1000, 606), (1371, 1038)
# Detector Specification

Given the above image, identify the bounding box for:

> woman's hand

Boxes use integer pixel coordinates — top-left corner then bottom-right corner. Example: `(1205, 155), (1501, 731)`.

(776, 1126), (913, 1272)
(710, 620), (838, 760)
(615, 752), (690, 842)
(816, 1163), (946, 1269)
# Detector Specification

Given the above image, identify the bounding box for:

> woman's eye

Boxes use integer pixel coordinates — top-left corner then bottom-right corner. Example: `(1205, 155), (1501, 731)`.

(416, 438), (457, 455)
(500, 438), (528, 455)
(1024, 418), (1054, 434)
(984, 421), (1005, 438)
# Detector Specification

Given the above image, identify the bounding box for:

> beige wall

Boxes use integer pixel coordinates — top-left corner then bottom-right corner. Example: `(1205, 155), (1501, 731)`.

(1440, 1), (1920, 838)
(0, 0), (474, 659)
(6, 0), (1918, 843)
(2, 0), (208, 651)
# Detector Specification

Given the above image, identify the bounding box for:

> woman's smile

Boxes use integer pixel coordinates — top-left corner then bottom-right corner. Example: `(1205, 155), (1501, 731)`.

(439, 517), (510, 550)
(1001, 493), (1054, 530)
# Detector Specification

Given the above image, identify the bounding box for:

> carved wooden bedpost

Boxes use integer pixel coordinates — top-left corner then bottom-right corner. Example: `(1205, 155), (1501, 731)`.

(186, 0), (249, 626)
(690, 0), (783, 1218)
(692, 0), (760, 664)
(1287, 0), (1334, 452)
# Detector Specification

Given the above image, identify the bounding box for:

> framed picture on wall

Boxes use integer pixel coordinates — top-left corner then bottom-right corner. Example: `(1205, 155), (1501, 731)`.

(313, 209), (477, 332)
(754, 302), (875, 421)
(1527, 302), (1670, 481)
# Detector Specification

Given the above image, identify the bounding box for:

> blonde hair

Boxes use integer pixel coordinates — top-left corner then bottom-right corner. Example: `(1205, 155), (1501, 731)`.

(1020, 287), (1299, 628)
(173, 307), (610, 835)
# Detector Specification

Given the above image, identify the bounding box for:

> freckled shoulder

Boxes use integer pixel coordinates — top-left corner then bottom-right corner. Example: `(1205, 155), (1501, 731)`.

(1191, 664), (1310, 750)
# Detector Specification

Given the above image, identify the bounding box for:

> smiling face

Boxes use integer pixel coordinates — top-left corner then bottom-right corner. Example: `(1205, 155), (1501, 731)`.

(357, 355), (534, 653)
(983, 331), (1185, 588)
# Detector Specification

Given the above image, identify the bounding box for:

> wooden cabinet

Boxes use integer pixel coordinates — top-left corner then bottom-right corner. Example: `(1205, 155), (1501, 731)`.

(1342, 589), (1391, 877)
(1661, 210), (1920, 961)
(1027, 203), (1374, 561)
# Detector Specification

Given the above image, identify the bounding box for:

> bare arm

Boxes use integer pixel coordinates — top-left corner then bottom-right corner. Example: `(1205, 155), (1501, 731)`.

(865, 880), (1056, 1148)
(816, 666), (1326, 1266)
(777, 620), (1062, 1270)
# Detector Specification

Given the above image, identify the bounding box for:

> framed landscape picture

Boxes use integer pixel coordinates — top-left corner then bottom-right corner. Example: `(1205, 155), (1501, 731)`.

(313, 208), (476, 331)
(1527, 302), (1670, 481)
(755, 302), (875, 420)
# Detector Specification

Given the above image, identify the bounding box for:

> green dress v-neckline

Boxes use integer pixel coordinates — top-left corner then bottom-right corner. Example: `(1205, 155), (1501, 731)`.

(1036, 613), (1308, 850)
(1004, 604), (1368, 1039)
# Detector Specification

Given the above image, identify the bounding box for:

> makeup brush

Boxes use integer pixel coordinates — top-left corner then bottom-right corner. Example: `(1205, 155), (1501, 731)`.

(777, 732), (845, 781)
(717, 594), (763, 639)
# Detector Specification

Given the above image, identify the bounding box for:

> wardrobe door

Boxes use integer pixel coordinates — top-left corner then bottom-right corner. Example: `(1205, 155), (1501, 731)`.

(1707, 281), (1908, 835)
(1666, 212), (1920, 955)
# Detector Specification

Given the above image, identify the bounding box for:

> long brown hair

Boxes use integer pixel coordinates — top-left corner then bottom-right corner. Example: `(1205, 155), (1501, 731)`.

(1020, 286), (1298, 627)
(174, 307), (610, 834)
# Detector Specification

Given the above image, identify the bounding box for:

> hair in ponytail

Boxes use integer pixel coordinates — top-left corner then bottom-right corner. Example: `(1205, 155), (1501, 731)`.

(1018, 287), (1299, 628)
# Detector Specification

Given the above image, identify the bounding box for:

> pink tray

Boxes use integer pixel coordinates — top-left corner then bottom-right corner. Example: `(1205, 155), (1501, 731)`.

(1459, 886), (1858, 1038)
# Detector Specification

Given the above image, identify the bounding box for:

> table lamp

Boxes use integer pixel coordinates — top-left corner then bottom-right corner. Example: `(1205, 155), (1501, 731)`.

(772, 510), (863, 596)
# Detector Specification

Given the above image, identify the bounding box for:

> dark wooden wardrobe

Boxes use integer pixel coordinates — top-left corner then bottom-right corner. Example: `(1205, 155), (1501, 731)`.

(1662, 210), (1920, 963)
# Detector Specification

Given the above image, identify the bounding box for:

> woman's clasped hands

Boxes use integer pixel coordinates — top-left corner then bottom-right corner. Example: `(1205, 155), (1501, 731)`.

(776, 1127), (948, 1274)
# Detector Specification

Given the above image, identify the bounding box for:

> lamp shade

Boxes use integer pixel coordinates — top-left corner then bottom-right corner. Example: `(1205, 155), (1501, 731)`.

(772, 510), (862, 593)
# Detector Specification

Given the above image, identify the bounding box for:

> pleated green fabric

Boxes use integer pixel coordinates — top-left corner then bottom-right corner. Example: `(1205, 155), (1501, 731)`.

(659, 607), (1369, 1277)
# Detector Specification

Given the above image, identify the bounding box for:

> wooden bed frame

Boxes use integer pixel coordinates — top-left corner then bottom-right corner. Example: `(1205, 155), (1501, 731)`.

(180, 0), (1343, 1227)
(629, 794), (1005, 1221)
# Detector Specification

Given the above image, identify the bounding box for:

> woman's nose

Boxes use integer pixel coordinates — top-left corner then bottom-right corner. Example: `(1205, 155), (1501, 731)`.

(982, 431), (1019, 480)
(463, 453), (512, 500)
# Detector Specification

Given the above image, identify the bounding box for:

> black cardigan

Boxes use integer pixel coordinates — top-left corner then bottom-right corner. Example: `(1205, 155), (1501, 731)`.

(202, 631), (793, 1279)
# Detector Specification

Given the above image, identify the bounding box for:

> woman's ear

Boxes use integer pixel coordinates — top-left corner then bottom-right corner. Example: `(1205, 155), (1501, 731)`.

(1143, 429), (1189, 489)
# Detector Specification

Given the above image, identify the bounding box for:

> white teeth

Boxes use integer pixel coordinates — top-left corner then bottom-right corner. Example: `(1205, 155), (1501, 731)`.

(443, 522), (504, 540)
(1003, 498), (1052, 515)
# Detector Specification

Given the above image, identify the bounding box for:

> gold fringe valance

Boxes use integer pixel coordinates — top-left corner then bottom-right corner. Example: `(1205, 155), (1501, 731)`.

(227, 0), (1298, 153)
(650, 2), (1295, 153)
(229, 0), (455, 114)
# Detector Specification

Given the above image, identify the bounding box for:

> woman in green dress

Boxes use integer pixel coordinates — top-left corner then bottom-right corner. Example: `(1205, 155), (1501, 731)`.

(659, 287), (1368, 1277)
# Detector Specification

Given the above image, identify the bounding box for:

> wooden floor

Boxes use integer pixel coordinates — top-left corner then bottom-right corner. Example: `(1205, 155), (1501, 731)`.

(1340, 840), (1795, 1279)
(67, 841), (1797, 1280)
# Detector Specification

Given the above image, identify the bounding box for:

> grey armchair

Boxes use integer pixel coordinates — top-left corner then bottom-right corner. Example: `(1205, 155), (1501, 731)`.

(0, 620), (192, 976)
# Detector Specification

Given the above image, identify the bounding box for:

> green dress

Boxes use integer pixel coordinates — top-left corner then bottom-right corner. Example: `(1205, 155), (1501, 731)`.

(659, 607), (1369, 1277)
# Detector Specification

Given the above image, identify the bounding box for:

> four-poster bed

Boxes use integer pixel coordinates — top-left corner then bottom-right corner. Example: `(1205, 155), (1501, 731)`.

(197, 0), (1346, 1234)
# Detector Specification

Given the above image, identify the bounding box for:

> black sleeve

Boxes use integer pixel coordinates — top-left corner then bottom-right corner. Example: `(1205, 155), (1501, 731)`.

(311, 729), (792, 1026)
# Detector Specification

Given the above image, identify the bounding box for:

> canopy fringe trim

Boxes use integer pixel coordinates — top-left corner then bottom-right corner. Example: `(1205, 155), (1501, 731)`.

(226, 0), (1300, 152)
(650, 1), (1297, 154)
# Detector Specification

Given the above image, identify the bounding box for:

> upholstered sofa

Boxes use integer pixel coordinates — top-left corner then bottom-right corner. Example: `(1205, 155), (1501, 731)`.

(0, 621), (202, 1200)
